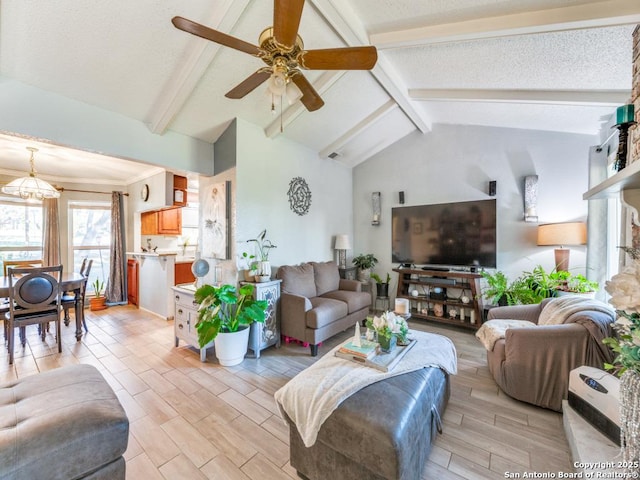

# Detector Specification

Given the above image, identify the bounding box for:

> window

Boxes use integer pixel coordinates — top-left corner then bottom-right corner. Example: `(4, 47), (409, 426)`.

(0, 199), (43, 273)
(68, 203), (111, 294)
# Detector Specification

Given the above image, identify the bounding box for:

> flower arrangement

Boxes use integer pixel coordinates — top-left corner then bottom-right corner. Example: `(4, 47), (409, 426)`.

(366, 311), (409, 344)
(247, 229), (277, 261)
(603, 250), (640, 376)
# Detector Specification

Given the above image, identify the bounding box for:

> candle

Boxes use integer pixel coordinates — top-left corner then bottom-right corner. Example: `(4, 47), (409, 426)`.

(470, 310), (476, 324)
(616, 104), (635, 125)
(395, 298), (409, 314)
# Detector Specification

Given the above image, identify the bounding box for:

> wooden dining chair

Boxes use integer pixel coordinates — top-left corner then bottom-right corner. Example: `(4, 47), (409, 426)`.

(3, 259), (43, 277)
(61, 259), (92, 331)
(5, 265), (63, 364)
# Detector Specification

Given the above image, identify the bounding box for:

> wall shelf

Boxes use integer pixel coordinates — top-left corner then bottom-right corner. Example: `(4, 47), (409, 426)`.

(583, 160), (640, 224)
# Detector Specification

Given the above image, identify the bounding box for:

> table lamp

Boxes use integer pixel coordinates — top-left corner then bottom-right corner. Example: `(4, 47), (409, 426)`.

(537, 222), (586, 272)
(334, 234), (351, 269)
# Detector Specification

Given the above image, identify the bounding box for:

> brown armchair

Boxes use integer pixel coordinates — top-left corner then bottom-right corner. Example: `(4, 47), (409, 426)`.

(482, 298), (615, 411)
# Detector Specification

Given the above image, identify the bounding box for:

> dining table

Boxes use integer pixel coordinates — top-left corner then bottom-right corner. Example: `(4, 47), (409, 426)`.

(0, 272), (86, 341)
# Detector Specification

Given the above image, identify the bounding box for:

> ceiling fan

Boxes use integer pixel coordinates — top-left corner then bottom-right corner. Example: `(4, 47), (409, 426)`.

(172, 0), (378, 112)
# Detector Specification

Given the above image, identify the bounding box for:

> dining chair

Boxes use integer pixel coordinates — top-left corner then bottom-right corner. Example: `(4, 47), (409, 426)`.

(61, 258), (92, 331)
(3, 259), (43, 276)
(5, 265), (63, 364)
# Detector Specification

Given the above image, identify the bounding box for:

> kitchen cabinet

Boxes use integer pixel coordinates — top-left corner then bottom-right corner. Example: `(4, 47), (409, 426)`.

(172, 286), (213, 362)
(127, 259), (139, 306)
(141, 208), (182, 235)
(173, 174), (188, 207)
(175, 261), (195, 285)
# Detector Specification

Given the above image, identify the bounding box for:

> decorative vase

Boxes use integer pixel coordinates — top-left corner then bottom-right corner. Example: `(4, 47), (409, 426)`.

(620, 369), (640, 469)
(214, 326), (251, 366)
(376, 283), (389, 298)
(378, 334), (396, 353)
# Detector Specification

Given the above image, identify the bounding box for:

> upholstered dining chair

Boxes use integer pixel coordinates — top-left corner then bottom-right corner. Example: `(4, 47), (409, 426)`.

(5, 265), (63, 364)
(61, 258), (92, 331)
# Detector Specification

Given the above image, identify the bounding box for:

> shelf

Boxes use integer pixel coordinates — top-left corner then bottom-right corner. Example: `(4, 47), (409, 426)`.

(583, 160), (640, 225)
(410, 311), (479, 330)
(399, 295), (473, 309)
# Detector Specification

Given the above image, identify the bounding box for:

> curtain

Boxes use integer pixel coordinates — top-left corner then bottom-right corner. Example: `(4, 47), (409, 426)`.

(42, 198), (61, 267)
(106, 191), (127, 304)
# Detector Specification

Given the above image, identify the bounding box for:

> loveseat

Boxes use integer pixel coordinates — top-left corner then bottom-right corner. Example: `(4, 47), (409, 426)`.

(277, 261), (372, 356)
(477, 296), (615, 411)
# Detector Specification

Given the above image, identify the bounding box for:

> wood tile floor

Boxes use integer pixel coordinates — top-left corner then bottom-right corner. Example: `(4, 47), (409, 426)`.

(0, 306), (573, 479)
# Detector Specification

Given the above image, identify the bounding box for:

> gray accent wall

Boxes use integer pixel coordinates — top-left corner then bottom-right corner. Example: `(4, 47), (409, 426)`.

(353, 123), (598, 291)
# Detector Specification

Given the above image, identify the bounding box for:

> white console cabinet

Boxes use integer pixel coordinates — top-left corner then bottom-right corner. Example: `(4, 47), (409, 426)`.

(172, 285), (213, 362)
(242, 280), (282, 358)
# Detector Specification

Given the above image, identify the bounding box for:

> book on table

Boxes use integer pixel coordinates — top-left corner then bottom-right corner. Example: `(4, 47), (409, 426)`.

(338, 339), (378, 359)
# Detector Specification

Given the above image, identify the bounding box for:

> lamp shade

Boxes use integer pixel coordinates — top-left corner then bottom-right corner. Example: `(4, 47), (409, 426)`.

(334, 234), (351, 250)
(537, 222), (586, 246)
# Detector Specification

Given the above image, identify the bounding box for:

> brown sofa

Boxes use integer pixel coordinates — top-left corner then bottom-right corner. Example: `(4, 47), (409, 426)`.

(277, 261), (371, 356)
(484, 297), (615, 411)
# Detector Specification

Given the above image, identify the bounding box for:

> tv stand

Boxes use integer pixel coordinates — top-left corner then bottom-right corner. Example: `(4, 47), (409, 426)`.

(393, 268), (484, 330)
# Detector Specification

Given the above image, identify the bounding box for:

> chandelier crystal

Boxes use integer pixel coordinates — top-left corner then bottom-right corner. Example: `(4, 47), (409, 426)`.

(1, 147), (60, 200)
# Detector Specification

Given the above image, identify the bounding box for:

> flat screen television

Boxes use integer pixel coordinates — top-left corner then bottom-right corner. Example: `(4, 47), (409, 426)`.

(392, 199), (497, 269)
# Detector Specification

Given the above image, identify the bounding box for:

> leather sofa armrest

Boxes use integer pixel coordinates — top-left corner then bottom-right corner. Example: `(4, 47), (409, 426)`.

(339, 279), (361, 292)
(280, 292), (313, 341)
(487, 303), (545, 323)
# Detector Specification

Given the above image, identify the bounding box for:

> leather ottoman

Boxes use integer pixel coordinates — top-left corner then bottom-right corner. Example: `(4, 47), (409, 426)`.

(287, 367), (450, 480)
(0, 364), (129, 480)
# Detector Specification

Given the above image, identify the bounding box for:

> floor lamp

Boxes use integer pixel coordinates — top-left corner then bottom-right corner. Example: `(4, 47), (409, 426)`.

(537, 222), (587, 272)
(334, 234), (351, 269)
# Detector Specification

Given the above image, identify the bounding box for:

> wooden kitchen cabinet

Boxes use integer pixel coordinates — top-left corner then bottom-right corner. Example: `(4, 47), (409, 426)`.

(141, 208), (182, 235)
(173, 174), (187, 207)
(127, 258), (139, 306)
(175, 262), (195, 285)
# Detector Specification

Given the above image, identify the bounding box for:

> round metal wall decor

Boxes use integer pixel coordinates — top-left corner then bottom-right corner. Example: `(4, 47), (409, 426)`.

(287, 177), (312, 216)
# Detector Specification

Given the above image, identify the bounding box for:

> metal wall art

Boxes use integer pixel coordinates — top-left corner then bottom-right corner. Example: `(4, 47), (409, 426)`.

(287, 177), (312, 216)
(524, 175), (539, 223)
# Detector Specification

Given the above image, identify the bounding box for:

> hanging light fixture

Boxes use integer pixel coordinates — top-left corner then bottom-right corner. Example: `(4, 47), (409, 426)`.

(1, 147), (60, 200)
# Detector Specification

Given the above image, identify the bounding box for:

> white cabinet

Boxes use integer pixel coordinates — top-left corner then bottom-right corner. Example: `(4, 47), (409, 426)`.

(243, 280), (282, 359)
(172, 286), (213, 362)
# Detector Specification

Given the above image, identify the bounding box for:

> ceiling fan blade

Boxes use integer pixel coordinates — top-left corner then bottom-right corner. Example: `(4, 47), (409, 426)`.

(172, 16), (261, 56)
(299, 46), (378, 70)
(225, 70), (271, 99)
(273, 0), (305, 49)
(291, 73), (324, 112)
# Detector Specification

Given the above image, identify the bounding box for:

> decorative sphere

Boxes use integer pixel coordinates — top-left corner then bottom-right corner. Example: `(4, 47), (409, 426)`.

(191, 259), (210, 278)
(411, 289), (419, 297)
(461, 295), (470, 304)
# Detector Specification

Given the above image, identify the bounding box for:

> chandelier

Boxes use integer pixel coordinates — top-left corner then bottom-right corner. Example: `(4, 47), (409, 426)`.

(1, 147), (60, 200)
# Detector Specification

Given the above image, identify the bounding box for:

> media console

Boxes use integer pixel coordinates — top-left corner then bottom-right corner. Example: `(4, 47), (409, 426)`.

(393, 267), (484, 330)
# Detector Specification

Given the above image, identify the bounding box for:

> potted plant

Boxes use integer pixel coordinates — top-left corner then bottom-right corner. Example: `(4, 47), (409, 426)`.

(554, 272), (599, 298)
(90, 279), (107, 311)
(239, 251), (259, 282)
(194, 283), (267, 366)
(366, 311), (409, 352)
(480, 270), (511, 306)
(370, 272), (391, 298)
(352, 253), (378, 282)
(247, 229), (277, 281)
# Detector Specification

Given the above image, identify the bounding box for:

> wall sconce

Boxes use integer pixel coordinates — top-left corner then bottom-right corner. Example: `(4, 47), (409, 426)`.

(523, 175), (538, 223)
(372, 192), (381, 226)
(537, 222), (587, 271)
(334, 234), (351, 269)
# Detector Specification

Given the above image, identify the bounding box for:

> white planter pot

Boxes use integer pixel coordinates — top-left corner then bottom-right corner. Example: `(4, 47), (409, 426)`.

(555, 290), (596, 299)
(258, 261), (271, 277)
(358, 268), (371, 282)
(214, 326), (250, 366)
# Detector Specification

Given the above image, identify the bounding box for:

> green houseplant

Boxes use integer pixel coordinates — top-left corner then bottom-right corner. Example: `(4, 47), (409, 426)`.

(247, 229), (277, 280)
(194, 283), (267, 366)
(89, 279), (107, 311)
(371, 272), (391, 297)
(352, 253), (378, 282)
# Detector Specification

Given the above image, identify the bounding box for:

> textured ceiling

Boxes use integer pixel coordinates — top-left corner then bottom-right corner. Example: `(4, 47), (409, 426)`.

(0, 0), (637, 183)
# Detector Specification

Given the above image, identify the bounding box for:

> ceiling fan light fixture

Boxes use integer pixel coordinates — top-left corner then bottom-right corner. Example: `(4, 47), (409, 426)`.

(267, 70), (287, 97)
(285, 81), (302, 104)
(1, 147), (60, 201)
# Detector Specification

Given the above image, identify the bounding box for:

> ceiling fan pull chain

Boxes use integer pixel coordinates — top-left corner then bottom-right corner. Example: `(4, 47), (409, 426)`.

(280, 95), (284, 133)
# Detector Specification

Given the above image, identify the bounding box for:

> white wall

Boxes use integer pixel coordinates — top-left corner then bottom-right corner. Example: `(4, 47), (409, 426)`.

(353, 123), (598, 289)
(235, 119), (353, 270)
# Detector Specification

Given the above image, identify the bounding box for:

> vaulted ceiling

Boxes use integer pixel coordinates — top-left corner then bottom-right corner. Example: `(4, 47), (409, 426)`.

(0, 0), (638, 183)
